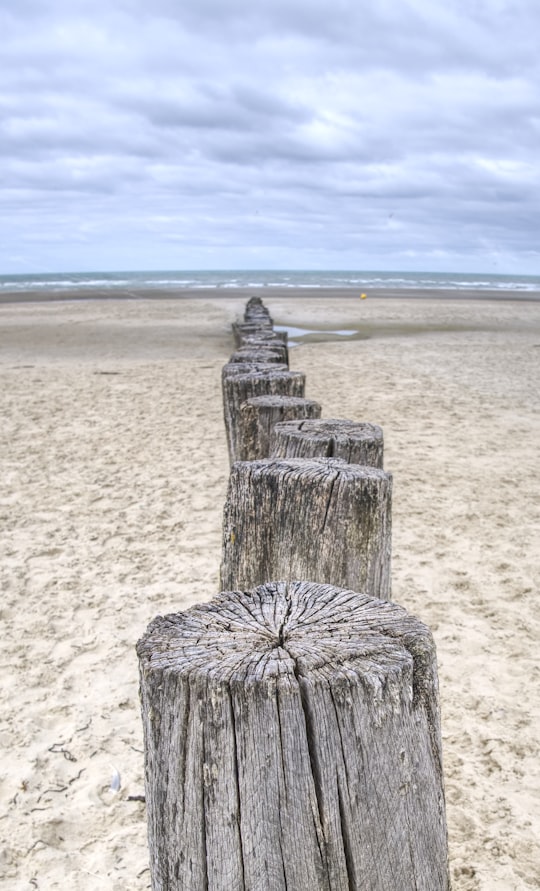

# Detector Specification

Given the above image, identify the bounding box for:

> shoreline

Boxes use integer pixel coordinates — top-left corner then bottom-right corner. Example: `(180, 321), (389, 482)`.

(1, 284), (540, 304)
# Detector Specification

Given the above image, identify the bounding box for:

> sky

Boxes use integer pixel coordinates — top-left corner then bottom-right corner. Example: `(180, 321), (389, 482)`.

(1, 0), (539, 275)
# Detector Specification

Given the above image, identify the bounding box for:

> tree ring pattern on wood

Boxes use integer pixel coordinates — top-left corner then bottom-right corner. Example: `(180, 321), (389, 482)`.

(271, 417), (384, 467)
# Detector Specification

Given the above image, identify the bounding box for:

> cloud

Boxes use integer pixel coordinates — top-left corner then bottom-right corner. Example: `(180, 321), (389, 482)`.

(1, 0), (539, 272)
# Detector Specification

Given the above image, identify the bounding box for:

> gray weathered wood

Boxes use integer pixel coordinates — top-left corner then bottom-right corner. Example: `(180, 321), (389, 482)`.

(220, 457), (392, 597)
(241, 337), (289, 366)
(222, 361), (288, 381)
(229, 344), (289, 366)
(237, 333), (289, 366)
(238, 395), (322, 461)
(243, 295), (273, 325)
(222, 371), (306, 465)
(271, 418), (384, 468)
(137, 580), (449, 891)
(240, 330), (288, 347)
(232, 322), (276, 347)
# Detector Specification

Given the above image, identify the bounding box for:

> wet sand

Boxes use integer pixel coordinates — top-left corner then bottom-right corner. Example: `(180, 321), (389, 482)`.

(1, 291), (539, 889)
(1, 284), (540, 305)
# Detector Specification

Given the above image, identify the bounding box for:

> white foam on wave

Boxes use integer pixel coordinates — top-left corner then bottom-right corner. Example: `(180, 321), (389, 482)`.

(2, 269), (540, 294)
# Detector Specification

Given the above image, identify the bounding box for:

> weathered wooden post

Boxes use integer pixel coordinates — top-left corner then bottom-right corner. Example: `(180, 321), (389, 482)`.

(222, 361), (288, 379)
(240, 330), (288, 348)
(232, 321), (278, 347)
(229, 343), (289, 366)
(271, 418), (384, 468)
(137, 580), (449, 891)
(238, 395), (322, 461)
(220, 457), (392, 597)
(243, 295), (273, 324)
(222, 370), (306, 465)
(241, 340), (289, 366)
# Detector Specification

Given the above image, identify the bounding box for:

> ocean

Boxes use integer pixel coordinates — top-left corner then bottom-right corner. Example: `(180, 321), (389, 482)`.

(1, 269), (540, 296)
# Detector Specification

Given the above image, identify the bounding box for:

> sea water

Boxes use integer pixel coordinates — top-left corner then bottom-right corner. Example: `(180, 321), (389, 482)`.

(1, 269), (540, 295)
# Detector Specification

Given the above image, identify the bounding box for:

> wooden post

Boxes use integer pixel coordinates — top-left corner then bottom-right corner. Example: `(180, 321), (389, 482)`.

(240, 330), (288, 347)
(222, 370), (306, 465)
(137, 580), (449, 891)
(220, 457), (392, 597)
(222, 361), (288, 379)
(229, 344), (289, 366)
(232, 322), (280, 347)
(240, 338), (289, 366)
(243, 295), (273, 325)
(271, 418), (384, 468)
(238, 395), (322, 461)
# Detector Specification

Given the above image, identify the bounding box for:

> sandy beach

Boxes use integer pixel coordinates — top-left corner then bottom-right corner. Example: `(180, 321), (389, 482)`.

(1, 290), (539, 890)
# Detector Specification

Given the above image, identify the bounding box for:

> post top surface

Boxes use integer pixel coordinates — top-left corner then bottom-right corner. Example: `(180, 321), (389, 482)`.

(274, 418), (384, 439)
(229, 369), (305, 383)
(243, 395), (320, 408)
(222, 361), (288, 377)
(137, 581), (433, 696)
(230, 456), (391, 482)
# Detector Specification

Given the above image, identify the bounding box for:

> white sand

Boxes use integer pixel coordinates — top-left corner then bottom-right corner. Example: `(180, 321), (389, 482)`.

(1, 294), (539, 890)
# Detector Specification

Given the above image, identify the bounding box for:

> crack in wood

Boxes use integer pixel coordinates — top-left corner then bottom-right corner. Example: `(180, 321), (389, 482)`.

(320, 471), (339, 534)
(138, 582), (449, 890)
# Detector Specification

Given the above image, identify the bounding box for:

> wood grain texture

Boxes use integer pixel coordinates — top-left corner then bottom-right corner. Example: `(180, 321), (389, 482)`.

(240, 331), (288, 348)
(243, 296), (273, 325)
(220, 457), (392, 597)
(222, 361), (288, 379)
(222, 370), (306, 465)
(137, 580), (449, 891)
(239, 336), (289, 366)
(238, 395), (322, 461)
(271, 418), (384, 468)
(232, 322), (276, 347)
(229, 345), (289, 366)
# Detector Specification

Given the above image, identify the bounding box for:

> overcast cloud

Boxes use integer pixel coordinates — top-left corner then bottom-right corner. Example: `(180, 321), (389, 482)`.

(1, 0), (539, 274)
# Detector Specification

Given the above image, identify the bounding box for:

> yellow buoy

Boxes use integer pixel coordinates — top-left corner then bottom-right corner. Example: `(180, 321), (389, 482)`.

(360, 293), (367, 299)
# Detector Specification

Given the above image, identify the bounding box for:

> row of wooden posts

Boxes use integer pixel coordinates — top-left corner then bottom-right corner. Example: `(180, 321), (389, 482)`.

(137, 297), (450, 890)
